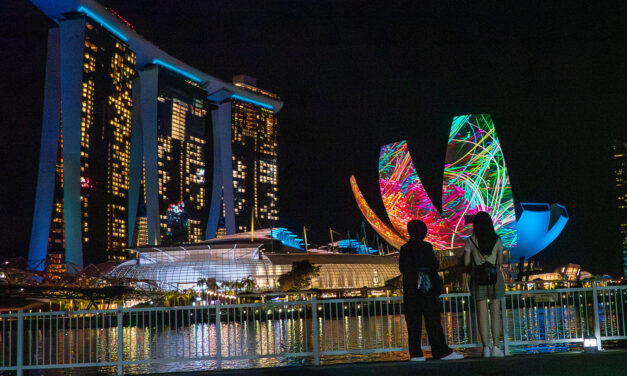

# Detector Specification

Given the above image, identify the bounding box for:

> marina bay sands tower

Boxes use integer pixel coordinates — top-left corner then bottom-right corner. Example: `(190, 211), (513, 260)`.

(27, 0), (283, 272)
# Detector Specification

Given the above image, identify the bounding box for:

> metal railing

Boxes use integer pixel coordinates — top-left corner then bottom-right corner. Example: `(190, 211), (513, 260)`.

(0, 285), (624, 375)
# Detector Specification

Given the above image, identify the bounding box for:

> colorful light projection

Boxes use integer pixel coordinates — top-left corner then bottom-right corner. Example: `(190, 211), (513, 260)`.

(444, 114), (517, 247)
(351, 114), (525, 251)
(376, 142), (461, 249)
(350, 176), (406, 250)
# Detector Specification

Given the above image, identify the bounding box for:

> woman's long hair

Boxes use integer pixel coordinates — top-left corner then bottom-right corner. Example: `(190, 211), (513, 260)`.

(472, 211), (498, 256)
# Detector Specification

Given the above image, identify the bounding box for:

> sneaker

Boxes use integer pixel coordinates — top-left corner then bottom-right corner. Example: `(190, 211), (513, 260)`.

(410, 357), (426, 362)
(441, 352), (464, 361)
(491, 347), (504, 357)
(483, 346), (492, 358)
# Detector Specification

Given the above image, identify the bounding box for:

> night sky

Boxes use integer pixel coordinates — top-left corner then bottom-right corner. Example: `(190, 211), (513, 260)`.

(1, 1), (626, 275)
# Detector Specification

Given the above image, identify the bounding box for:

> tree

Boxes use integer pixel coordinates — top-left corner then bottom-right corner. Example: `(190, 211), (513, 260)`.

(241, 276), (256, 293)
(164, 290), (190, 307)
(278, 260), (320, 292)
(197, 277), (217, 291)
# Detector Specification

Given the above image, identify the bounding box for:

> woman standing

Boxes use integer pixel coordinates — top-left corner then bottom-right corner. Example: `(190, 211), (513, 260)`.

(463, 211), (506, 357)
(399, 220), (463, 361)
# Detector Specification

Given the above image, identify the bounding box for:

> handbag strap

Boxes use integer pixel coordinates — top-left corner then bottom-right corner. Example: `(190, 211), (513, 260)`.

(469, 236), (494, 266)
(469, 237), (484, 262)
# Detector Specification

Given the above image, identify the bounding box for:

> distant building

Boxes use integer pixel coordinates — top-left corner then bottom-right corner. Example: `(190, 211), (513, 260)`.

(28, 1), (283, 273)
(528, 263), (582, 281)
(612, 140), (627, 278)
(29, 12), (137, 272)
(130, 67), (212, 247)
(109, 230), (400, 291)
(206, 75), (280, 236)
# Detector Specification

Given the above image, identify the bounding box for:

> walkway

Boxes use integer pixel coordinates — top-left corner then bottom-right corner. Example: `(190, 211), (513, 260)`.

(156, 350), (627, 376)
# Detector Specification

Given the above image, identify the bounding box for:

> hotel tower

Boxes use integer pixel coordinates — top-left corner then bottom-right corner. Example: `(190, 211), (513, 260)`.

(612, 140), (627, 278)
(28, 0), (283, 272)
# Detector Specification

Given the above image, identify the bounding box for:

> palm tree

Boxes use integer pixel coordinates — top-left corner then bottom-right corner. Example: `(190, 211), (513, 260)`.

(234, 280), (244, 294)
(242, 276), (256, 293)
(220, 280), (233, 294)
(197, 278), (209, 290)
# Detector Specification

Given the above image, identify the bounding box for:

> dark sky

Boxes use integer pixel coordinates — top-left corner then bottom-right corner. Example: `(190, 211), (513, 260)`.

(1, 1), (626, 275)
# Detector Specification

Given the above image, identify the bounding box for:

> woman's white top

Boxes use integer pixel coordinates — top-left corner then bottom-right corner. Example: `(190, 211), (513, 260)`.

(464, 235), (503, 265)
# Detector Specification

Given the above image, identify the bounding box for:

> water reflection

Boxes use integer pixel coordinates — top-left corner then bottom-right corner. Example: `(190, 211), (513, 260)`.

(5, 297), (625, 376)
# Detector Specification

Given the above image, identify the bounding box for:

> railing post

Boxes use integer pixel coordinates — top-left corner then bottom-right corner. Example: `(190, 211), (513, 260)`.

(215, 301), (222, 370)
(500, 296), (509, 356)
(311, 297), (319, 366)
(16, 310), (23, 376)
(117, 308), (123, 375)
(591, 283), (602, 350)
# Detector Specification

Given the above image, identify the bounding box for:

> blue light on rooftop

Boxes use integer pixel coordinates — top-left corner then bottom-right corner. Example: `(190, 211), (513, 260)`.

(269, 228), (305, 250)
(338, 239), (377, 255)
(231, 94), (274, 110)
(152, 59), (203, 83)
(77, 6), (129, 42)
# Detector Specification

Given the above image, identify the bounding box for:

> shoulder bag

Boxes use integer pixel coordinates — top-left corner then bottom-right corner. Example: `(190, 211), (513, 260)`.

(470, 238), (497, 286)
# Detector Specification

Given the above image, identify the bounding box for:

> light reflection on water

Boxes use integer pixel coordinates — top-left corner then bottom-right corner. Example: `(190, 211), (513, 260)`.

(10, 302), (623, 376)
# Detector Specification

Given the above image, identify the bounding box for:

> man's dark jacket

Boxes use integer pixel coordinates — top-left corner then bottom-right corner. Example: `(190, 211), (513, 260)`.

(399, 239), (439, 296)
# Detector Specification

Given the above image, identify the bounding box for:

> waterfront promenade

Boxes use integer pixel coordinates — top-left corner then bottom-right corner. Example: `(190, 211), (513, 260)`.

(2, 284), (625, 375)
(169, 350), (627, 376)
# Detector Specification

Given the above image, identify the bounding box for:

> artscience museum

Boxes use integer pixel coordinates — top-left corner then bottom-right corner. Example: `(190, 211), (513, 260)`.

(350, 114), (569, 262)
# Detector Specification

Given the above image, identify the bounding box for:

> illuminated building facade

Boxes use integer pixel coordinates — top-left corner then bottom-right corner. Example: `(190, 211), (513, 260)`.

(528, 263), (583, 282)
(28, 0), (282, 272)
(28, 11), (136, 272)
(612, 140), (627, 278)
(130, 68), (211, 246)
(230, 75), (279, 232)
(206, 75), (281, 237)
(109, 230), (400, 292)
(351, 114), (568, 260)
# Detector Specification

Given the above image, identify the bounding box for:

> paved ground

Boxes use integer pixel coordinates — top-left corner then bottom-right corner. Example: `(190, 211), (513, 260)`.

(150, 350), (627, 376)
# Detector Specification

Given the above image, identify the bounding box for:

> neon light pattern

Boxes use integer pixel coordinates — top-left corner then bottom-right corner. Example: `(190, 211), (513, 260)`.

(444, 114), (516, 248)
(377, 141), (459, 249)
(350, 176), (406, 250)
(351, 114), (517, 250)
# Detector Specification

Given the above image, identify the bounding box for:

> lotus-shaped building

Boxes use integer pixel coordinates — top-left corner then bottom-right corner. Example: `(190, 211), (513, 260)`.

(351, 114), (568, 260)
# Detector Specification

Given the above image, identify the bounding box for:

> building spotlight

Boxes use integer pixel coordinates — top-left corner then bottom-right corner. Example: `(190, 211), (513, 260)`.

(583, 335), (599, 352)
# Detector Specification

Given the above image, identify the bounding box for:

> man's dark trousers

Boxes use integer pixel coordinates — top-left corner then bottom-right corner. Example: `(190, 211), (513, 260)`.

(404, 293), (452, 359)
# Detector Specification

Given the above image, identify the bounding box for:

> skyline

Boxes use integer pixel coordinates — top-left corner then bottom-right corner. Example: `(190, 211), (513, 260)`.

(1, 1), (626, 275)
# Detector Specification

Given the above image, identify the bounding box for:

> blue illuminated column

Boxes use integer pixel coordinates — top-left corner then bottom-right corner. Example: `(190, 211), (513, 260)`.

(127, 75), (144, 246)
(137, 67), (161, 245)
(206, 102), (236, 238)
(59, 18), (87, 273)
(27, 28), (61, 271)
